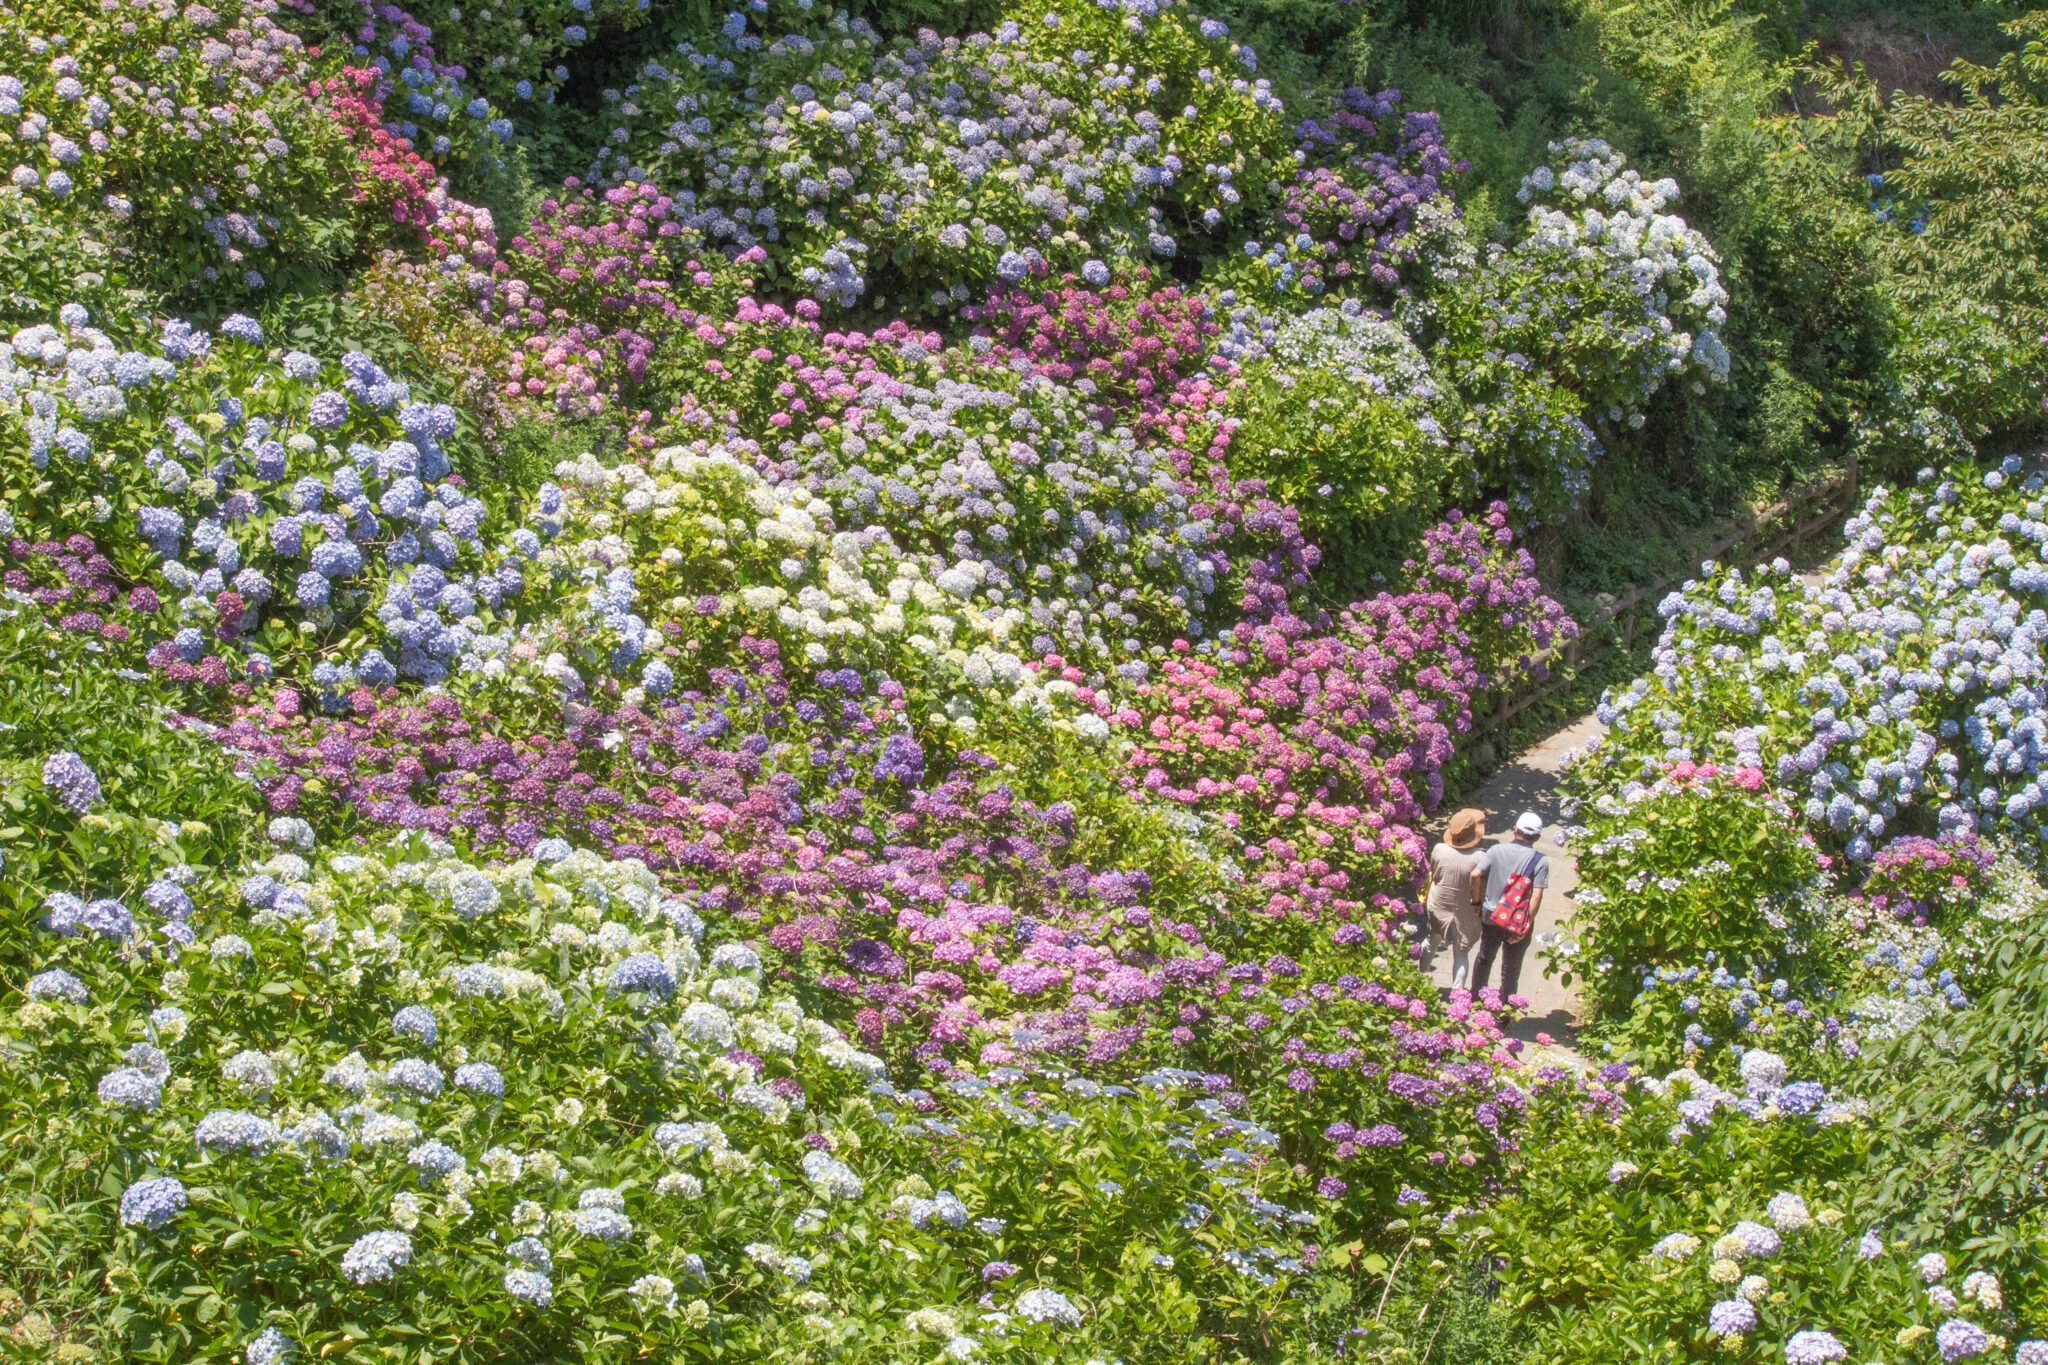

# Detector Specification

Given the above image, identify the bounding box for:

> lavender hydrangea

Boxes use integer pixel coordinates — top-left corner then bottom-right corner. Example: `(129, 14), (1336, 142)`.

(1708, 1299), (1757, 1337)
(40, 750), (101, 813)
(1938, 1320), (1991, 1362)
(1785, 1331), (1848, 1364)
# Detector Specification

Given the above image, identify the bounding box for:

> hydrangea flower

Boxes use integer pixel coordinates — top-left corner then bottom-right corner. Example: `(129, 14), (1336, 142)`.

(1015, 1287), (1083, 1326)
(1707, 1299), (1756, 1337)
(340, 1230), (414, 1284)
(25, 968), (87, 1004)
(118, 1176), (188, 1231)
(41, 749), (102, 813)
(1785, 1331), (1848, 1364)
(244, 1326), (295, 1365)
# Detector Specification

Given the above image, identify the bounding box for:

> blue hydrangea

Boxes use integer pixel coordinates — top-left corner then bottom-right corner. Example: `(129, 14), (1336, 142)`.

(307, 391), (348, 429)
(503, 1268), (553, 1306)
(383, 1058), (444, 1099)
(118, 1176), (187, 1230)
(407, 1140), (466, 1184)
(245, 1326), (295, 1365)
(311, 540), (363, 578)
(340, 1230), (413, 1284)
(507, 1237), (552, 1273)
(608, 953), (678, 999)
(98, 1067), (163, 1111)
(196, 1109), (282, 1155)
(392, 1006), (438, 1046)
(454, 1062), (505, 1098)
(25, 968), (86, 1004)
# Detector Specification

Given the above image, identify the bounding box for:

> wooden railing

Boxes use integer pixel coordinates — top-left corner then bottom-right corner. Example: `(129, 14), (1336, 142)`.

(1484, 455), (1861, 734)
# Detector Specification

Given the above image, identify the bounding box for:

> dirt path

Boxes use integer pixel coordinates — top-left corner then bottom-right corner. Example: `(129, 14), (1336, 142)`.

(1421, 712), (1606, 1050)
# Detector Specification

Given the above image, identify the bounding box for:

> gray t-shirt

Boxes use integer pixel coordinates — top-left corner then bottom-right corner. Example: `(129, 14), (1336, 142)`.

(1474, 840), (1549, 908)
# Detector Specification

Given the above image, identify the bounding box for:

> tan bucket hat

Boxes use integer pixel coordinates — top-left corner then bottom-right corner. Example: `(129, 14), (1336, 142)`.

(1446, 809), (1486, 850)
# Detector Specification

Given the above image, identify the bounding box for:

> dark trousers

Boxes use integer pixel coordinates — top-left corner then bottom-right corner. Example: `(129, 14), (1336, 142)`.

(1473, 919), (1529, 999)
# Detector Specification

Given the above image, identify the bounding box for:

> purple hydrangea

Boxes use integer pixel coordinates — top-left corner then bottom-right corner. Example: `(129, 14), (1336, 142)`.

(1708, 1299), (1757, 1337)
(1774, 1081), (1826, 1115)
(877, 732), (925, 785)
(41, 750), (101, 813)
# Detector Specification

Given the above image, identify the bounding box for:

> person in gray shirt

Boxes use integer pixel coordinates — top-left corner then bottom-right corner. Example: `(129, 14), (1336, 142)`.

(1466, 810), (1548, 999)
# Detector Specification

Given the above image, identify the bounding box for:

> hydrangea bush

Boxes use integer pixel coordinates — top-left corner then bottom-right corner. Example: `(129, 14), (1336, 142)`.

(587, 0), (1290, 313)
(0, 0), (393, 297)
(1, 309), (542, 687)
(1548, 762), (1828, 1021)
(1457, 1053), (2036, 1364)
(1577, 461), (2048, 861)
(9, 831), (1349, 1360)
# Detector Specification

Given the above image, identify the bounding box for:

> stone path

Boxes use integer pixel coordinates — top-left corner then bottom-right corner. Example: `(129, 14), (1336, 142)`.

(1419, 712), (1606, 1050)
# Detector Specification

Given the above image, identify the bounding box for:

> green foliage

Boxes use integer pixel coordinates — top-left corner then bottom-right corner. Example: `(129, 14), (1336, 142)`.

(1838, 11), (2048, 331)
(1352, 0), (1903, 588)
(0, 619), (263, 971)
(1862, 919), (2048, 1270)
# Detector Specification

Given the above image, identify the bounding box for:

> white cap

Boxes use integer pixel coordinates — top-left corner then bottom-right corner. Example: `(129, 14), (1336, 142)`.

(1515, 811), (1543, 837)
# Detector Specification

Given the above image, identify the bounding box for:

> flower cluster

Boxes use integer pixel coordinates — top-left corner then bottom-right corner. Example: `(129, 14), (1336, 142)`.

(362, 178), (744, 421)
(312, 0), (647, 109)
(589, 0), (1291, 312)
(1226, 88), (1466, 301)
(11, 827), (1349, 1356)
(1581, 462), (2048, 860)
(0, 308), (542, 687)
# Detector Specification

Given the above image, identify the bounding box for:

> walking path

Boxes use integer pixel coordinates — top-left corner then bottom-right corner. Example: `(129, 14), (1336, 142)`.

(1421, 712), (1606, 1055)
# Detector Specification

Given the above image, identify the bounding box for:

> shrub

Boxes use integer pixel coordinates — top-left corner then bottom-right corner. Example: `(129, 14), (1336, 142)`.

(587, 0), (1293, 314)
(1, 307), (540, 689)
(1552, 762), (1826, 1021)
(1578, 462), (2048, 862)
(2, 830), (1347, 1361)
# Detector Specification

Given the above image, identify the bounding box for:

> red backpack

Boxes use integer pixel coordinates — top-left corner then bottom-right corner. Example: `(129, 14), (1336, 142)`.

(1487, 847), (1545, 938)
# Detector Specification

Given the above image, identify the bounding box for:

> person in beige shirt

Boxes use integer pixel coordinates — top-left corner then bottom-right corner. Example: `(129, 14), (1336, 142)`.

(1423, 809), (1486, 988)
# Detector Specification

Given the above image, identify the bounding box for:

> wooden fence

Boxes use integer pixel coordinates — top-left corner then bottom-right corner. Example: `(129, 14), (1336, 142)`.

(1484, 455), (1862, 735)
